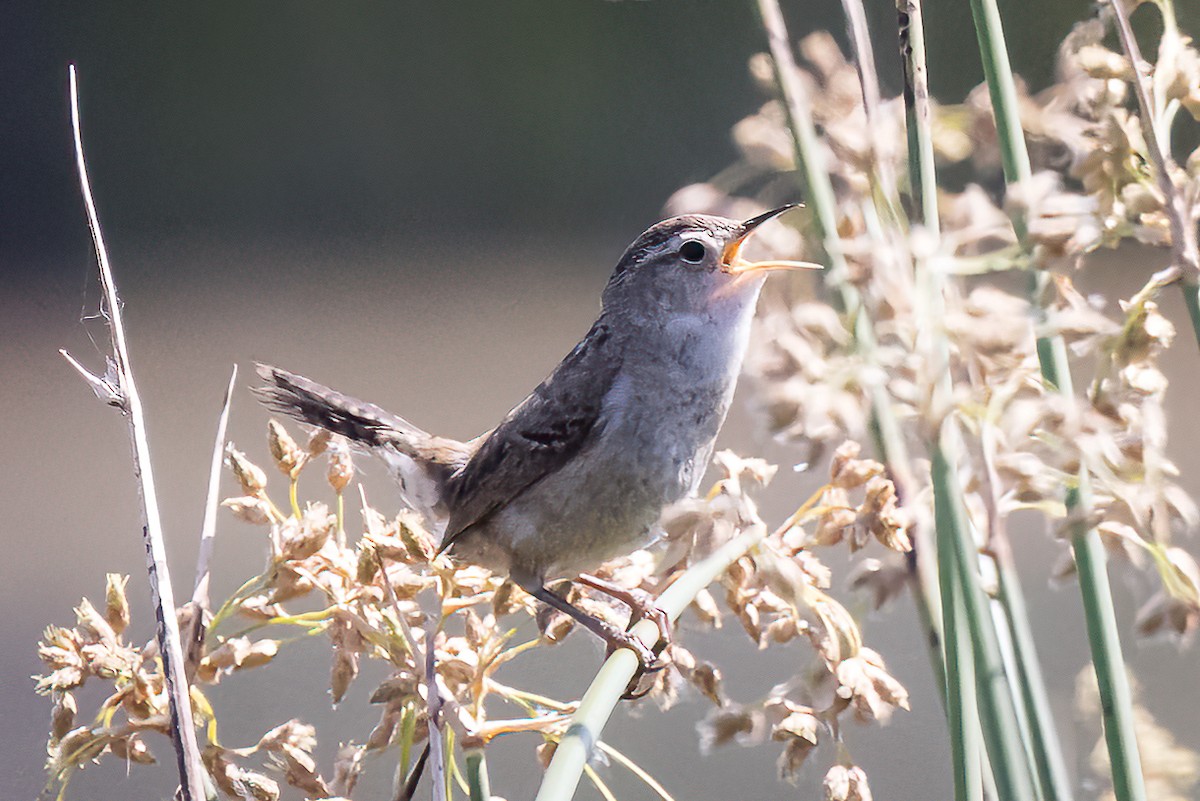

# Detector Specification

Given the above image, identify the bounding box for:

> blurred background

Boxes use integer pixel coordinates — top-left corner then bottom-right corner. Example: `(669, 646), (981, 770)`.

(4, 1), (1199, 799)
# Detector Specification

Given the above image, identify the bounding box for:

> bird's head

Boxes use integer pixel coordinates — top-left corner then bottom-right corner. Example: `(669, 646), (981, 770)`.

(602, 205), (819, 318)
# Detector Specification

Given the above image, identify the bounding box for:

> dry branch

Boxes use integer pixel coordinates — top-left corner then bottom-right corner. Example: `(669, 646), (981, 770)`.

(59, 65), (208, 801)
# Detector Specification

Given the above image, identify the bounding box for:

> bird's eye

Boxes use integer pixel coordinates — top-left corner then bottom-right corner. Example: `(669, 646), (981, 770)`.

(679, 240), (707, 264)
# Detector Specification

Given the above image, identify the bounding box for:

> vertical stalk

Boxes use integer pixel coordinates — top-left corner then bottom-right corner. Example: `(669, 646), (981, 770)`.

(464, 747), (491, 801)
(62, 66), (208, 801)
(897, 3), (982, 797)
(754, 0), (946, 698)
(935, 458), (984, 801)
(901, 3), (1049, 797)
(901, 0), (1071, 796)
(992, 540), (1073, 801)
(962, 2), (1147, 800)
(1070, 483), (1146, 801)
(934, 445), (1038, 801)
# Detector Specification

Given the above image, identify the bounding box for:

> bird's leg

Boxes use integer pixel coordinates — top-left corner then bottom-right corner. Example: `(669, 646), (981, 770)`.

(527, 584), (666, 680)
(574, 574), (673, 700)
(576, 573), (673, 650)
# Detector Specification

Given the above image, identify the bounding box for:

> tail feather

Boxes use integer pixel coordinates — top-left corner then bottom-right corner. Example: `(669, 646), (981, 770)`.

(253, 363), (467, 467)
(253, 363), (470, 530)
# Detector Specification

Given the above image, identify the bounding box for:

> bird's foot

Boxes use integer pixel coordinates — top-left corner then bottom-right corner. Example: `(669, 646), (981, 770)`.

(577, 573), (674, 648)
(601, 626), (668, 701)
(575, 573), (673, 700)
(527, 581), (668, 700)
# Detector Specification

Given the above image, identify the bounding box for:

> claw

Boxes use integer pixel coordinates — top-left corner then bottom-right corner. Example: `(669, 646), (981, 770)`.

(528, 579), (673, 701)
(608, 633), (668, 700)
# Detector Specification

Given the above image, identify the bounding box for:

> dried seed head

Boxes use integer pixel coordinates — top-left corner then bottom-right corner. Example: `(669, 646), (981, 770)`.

(698, 705), (764, 753)
(75, 598), (116, 646)
(835, 647), (910, 723)
(813, 503), (856, 548)
(56, 726), (108, 766)
(104, 574), (130, 636)
(492, 580), (521, 617)
(239, 772), (282, 801)
(687, 660), (725, 706)
(829, 442), (884, 489)
(764, 615), (801, 645)
(1075, 44), (1133, 80)
(861, 477), (911, 552)
(269, 564), (315, 604)
(772, 706), (821, 780)
(1135, 590), (1200, 641)
(197, 636), (279, 683)
(356, 541), (380, 584)
(327, 443), (355, 494)
(222, 496), (274, 526)
(50, 692), (77, 741)
(226, 445), (268, 495)
(281, 504), (335, 561)
(255, 719), (318, 754)
(395, 511), (435, 562)
(366, 702), (402, 751)
(369, 671), (420, 705)
(307, 428), (332, 457)
(824, 764), (872, 801)
(332, 743), (365, 797)
(110, 734), (155, 764)
(267, 419), (306, 479)
(36, 626), (85, 693)
(331, 646), (360, 705)
(689, 587), (723, 628)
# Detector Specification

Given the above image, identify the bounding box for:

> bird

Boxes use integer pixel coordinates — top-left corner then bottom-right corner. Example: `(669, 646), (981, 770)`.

(255, 205), (815, 685)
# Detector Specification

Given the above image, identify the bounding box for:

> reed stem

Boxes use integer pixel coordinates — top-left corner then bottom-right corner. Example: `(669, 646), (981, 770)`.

(535, 522), (770, 801)
(963, 2), (1147, 798)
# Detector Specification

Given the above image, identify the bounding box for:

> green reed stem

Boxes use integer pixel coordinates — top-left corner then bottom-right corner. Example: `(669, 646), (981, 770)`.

(1070, 482), (1147, 801)
(934, 445), (1038, 801)
(934, 447), (984, 801)
(535, 523), (770, 801)
(964, 1), (1146, 799)
(756, 0), (946, 705)
(993, 540), (1073, 801)
(897, 4), (983, 797)
(900, 0), (1070, 797)
(464, 747), (491, 801)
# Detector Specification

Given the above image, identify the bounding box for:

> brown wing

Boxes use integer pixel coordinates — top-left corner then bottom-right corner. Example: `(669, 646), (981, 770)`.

(439, 321), (619, 550)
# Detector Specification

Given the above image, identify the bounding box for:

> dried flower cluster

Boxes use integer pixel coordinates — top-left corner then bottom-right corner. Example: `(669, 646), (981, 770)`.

(664, 4), (1200, 796)
(687, 444), (909, 794)
(669, 9), (1200, 641)
(37, 420), (911, 799)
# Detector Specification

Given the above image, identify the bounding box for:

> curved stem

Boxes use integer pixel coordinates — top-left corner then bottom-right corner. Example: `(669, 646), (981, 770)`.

(535, 523), (768, 801)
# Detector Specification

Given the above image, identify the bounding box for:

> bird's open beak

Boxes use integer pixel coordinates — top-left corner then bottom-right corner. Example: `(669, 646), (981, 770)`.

(721, 204), (823, 275)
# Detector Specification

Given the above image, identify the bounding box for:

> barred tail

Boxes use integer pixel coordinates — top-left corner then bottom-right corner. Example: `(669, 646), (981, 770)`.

(254, 363), (433, 456)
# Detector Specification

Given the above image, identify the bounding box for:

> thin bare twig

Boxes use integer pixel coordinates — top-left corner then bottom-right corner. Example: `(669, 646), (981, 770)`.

(61, 65), (207, 801)
(192, 365), (239, 609)
(364, 482), (447, 801)
(839, 0), (899, 206)
(425, 612), (447, 801)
